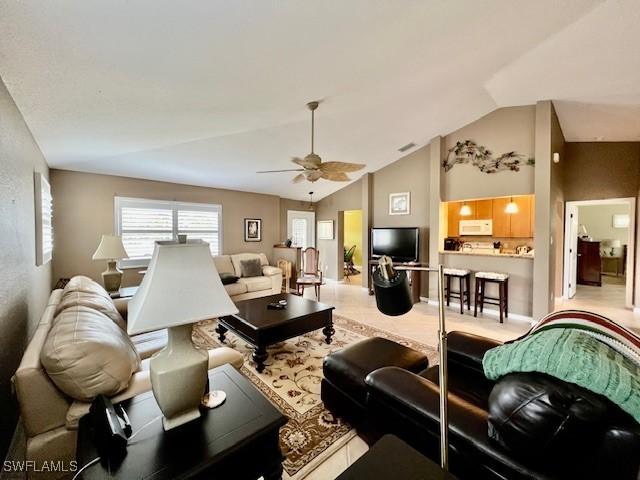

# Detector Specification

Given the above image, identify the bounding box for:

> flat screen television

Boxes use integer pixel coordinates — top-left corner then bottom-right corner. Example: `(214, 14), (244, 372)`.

(371, 227), (419, 262)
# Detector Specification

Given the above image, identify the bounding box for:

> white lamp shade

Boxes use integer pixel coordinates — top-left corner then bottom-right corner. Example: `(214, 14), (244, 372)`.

(505, 201), (519, 214)
(459, 204), (472, 216)
(127, 241), (238, 335)
(610, 240), (622, 248)
(92, 235), (129, 260)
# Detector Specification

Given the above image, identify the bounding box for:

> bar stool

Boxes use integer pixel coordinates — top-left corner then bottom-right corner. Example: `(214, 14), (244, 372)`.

(474, 272), (509, 323)
(443, 268), (471, 314)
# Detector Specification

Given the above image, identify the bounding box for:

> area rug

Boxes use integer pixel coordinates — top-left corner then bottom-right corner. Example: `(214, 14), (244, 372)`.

(192, 314), (438, 479)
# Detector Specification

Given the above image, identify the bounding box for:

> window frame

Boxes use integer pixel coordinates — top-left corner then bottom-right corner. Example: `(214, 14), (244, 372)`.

(114, 196), (223, 269)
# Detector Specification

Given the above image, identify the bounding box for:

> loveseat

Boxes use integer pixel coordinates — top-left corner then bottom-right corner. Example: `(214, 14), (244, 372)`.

(322, 331), (640, 480)
(213, 252), (282, 301)
(13, 276), (243, 479)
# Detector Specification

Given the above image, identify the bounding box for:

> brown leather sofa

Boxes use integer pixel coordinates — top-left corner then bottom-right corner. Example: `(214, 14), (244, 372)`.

(13, 276), (243, 478)
(322, 331), (640, 480)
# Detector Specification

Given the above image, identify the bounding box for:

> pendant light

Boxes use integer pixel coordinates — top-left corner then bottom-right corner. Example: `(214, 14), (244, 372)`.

(505, 197), (518, 214)
(459, 202), (472, 216)
(308, 191), (314, 210)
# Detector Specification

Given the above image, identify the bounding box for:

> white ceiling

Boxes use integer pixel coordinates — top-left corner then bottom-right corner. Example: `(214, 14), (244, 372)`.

(1, 0), (638, 200)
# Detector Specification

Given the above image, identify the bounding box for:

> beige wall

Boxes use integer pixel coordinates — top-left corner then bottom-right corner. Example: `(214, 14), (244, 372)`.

(0, 78), (52, 458)
(533, 100), (565, 320)
(442, 106), (536, 201)
(315, 179), (362, 280)
(373, 146), (431, 296)
(578, 203), (630, 245)
(51, 170), (281, 287)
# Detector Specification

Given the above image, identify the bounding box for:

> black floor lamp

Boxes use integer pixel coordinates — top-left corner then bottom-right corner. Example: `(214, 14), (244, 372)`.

(371, 256), (449, 471)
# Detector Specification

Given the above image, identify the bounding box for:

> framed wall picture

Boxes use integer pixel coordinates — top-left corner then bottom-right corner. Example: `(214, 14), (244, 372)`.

(613, 214), (630, 229)
(317, 220), (334, 240)
(244, 218), (262, 242)
(389, 192), (410, 215)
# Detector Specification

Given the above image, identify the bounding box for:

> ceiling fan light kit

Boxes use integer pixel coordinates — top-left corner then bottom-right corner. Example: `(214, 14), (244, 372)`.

(257, 101), (365, 183)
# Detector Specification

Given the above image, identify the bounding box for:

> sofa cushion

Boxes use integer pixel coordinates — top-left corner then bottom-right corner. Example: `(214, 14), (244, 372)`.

(225, 282), (248, 297)
(238, 276), (272, 293)
(213, 255), (235, 275)
(62, 275), (110, 299)
(230, 253), (268, 277)
(131, 329), (168, 359)
(239, 258), (263, 278)
(41, 305), (141, 402)
(56, 290), (126, 330)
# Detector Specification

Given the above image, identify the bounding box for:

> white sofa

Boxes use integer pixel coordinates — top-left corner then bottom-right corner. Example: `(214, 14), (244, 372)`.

(213, 252), (282, 302)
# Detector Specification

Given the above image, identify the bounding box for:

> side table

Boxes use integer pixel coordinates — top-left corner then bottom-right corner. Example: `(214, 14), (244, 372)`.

(77, 364), (287, 479)
(336, 434), (456, 480)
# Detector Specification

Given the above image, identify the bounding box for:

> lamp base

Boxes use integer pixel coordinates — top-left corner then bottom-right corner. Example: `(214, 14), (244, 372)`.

(102, 260), (123, 293)
(149, 324), (208, 431)
(201, 390), (226, 409)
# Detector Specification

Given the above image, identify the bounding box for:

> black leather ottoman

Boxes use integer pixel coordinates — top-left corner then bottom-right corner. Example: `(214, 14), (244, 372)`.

(321, 337), (429, 426)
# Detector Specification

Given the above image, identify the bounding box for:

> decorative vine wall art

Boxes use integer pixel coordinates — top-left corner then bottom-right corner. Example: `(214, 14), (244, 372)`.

(442, 140), (535, 174)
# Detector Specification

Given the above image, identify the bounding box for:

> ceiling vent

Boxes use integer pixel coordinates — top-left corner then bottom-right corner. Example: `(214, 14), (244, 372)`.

(398, 142), (416, 152)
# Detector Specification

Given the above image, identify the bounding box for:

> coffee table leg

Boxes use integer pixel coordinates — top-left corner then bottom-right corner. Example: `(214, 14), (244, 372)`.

(322, 323), (335, 344)
(253, 345), (268, 373)
(216, 323), (228, 343)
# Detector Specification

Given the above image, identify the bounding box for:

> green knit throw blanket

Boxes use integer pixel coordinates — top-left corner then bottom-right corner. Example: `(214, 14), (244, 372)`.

(483, 328), (640, 423)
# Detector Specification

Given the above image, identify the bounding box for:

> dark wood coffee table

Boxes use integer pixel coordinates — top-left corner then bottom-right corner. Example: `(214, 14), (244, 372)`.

(76, 364), (287, 480)
(218, 293), (335, 373)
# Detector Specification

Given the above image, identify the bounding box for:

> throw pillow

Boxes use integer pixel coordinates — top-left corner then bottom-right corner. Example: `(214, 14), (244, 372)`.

(239, 258), (263, 277)
(219, 272), (239, 285)
(42, 305), (141, 402)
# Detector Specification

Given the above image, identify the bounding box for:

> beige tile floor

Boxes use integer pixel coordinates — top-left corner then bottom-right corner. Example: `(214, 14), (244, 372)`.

(289, 276), (532, 479)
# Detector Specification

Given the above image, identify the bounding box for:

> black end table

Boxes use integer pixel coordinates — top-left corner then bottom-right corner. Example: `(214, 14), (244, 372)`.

(336, 435), (457, 480)
(77, 364), (287, 480)
(218, 293), (335, 373)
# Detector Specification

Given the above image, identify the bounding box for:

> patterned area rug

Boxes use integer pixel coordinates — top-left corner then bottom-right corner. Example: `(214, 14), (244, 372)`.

(193, 314), (437, 479)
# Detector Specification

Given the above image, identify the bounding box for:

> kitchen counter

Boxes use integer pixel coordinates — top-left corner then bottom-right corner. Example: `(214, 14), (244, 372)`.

(440, 250), (534, 259)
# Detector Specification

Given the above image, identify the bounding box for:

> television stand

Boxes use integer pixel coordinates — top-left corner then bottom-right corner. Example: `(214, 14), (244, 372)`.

(368, 259), (425, 304)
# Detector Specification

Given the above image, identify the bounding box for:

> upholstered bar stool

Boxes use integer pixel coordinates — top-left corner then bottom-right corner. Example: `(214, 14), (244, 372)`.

(474, 271), (509, 323)
(443, 268), (471, 314)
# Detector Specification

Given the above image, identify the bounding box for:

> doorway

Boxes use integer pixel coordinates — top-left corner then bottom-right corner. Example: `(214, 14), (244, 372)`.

(562, 198), (635, 316)
(287, 210), (315, 249)
(343, 210), (363, 285)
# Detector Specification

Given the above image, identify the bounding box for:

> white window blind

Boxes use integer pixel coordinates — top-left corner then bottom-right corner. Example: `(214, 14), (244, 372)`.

(291, 218), (308, 248)
(115, 197), (222, 268)
(35, 173), (53, 265)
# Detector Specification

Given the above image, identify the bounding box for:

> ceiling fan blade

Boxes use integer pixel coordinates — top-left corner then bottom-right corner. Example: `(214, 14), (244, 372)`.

(292, 156), (320, 170)
(292, 173), (306, 183)
(321, 171), (350, 182)
(256, 169), (304, 173)
(318, 161), (366, 173)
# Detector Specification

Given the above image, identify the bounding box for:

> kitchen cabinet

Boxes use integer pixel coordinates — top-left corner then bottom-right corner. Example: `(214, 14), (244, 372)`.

(491, 195), (534, 238)
(475, 199), (493, 220)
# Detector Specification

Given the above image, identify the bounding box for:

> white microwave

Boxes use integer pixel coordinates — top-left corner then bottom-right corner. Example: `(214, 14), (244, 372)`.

(459, 219), (493, 236)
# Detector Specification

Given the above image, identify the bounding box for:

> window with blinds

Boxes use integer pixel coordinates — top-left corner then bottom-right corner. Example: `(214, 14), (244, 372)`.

(115, 197), (222, 268)
(35, 173), (53, 265)
(291, 218), (308, 248)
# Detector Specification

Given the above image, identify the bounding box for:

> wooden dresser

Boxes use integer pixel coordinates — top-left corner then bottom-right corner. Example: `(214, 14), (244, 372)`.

(577, 238), (601, 286)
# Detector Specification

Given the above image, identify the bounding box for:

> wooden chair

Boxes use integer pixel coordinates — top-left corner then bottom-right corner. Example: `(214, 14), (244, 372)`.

(277, 259), (292, 293)
(343, 245), (358, 281)
(296, 247), (323, 301)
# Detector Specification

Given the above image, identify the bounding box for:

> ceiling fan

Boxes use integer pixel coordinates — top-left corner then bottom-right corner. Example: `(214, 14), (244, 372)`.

(257, 101), (365, 183)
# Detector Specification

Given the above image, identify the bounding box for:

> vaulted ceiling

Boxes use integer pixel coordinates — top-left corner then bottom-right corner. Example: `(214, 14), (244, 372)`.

(1, 0), (638, 200)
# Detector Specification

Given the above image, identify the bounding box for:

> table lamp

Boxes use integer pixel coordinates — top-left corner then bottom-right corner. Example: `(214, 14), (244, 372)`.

(92, 235), (129, 292)
(127, 240), (239, 430)
(372, 256), (450, 471)
(610, 240), (622, 256)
